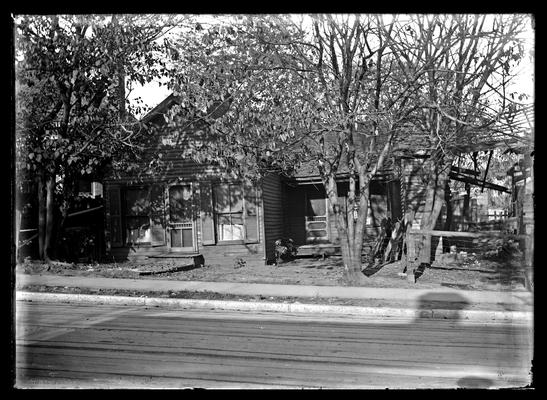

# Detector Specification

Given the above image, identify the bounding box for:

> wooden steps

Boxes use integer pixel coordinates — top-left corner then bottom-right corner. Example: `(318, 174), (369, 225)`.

(296, 244), (341, 257)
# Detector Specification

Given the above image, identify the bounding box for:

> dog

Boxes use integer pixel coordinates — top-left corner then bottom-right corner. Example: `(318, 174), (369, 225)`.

(274, 238), (298, 266)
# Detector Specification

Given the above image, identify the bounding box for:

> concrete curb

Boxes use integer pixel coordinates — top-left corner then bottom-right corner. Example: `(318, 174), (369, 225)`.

(16, 291), (533, 323)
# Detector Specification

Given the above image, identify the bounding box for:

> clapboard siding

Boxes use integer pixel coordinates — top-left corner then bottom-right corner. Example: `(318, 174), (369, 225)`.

(262, 174), (285, 263)
(104, 117), (223, 185)
(200, 243), (264, 266)
(104, 154), (219, 185)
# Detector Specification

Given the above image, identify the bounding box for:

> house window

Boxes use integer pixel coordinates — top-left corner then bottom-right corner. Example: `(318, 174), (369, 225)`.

(125, 187), (152, 245)
(92, 182), (103, 198)
(122, 185), (166, 246)
(201, 181), (259, 245)
(214, 183), (245, 242)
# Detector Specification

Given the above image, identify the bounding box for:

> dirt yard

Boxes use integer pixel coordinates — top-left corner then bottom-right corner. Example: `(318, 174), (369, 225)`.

(16, 253), (529, 292)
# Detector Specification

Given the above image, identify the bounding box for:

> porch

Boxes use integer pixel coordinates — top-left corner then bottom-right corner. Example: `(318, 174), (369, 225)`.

(281, 176), (402, 259)
(296, 243), (342, 258)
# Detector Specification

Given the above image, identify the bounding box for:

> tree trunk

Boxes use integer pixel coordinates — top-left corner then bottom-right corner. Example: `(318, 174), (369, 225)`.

(442, 180), (453, 252)
(324, 174), (368, 286)
(345, 186), (370, 285)
(37, 172), (47, 260)
(415, 154), (454, 265)
(337, 226), (354, 279)
(341, 195), (370, 286)
(55, 177), (74, 262)
(44, 176), (55, 262)
(56, 204), (69, 261)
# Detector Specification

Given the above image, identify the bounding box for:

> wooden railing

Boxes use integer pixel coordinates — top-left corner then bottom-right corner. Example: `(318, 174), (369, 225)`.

(405, 229), (528, 265)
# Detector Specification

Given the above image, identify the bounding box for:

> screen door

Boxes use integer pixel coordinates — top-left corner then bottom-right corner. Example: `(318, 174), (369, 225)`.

(168, 185), (195, 251)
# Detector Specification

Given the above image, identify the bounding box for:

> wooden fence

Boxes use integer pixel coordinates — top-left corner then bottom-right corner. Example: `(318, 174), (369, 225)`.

(404, 228), (533, 291)
(405, 229), (529, 265)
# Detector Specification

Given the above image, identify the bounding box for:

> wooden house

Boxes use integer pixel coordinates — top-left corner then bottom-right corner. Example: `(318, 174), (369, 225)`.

(507, 146), (534, 276)
(103, 95), (266, 266)
(102, 94), (405, 265)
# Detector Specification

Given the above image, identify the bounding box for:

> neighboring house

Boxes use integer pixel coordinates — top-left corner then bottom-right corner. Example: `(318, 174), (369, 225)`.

(507, 146), (534, 275)
(15, 176), (105, 262)
(59, 190), (105, 263)
(77, 179), (104, 199)
(102, 94), (405, 265)
(507, 149), (534, 234)
(15, 177), (39, 261)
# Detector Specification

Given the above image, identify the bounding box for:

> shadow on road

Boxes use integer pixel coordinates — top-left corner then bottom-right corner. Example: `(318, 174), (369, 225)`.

(414, 292), (507, 389)
(457, 376), (494, 389)
(414, 291), (470, 322)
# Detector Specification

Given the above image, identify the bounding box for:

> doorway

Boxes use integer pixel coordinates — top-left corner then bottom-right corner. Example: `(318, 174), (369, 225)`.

(304, 186), (329, 243)
(168, 184), (196, 252)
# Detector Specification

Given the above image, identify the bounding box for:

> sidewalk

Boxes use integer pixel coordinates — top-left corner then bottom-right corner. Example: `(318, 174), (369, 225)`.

(15, 273), (534, 322)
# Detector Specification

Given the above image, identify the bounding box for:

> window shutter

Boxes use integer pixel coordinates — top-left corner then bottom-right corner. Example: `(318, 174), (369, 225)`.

(107, 186), (123, 247)
(200, 182), (215, 245)
(244, 183), (259, 243)
(149, 185), (166, 245)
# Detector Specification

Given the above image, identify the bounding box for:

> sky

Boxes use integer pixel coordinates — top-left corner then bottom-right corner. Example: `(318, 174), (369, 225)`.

(128, 81), (169, 117)
(128, 14), (535, 119)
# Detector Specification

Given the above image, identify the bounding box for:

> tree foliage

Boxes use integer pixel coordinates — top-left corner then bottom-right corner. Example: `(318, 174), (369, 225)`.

(158, 14), (532, 283)
(378, 14), (532, 266)
(162, 15), (430, 282)
(14, 14), (180, 260)
(15, 15), (178, 181)
(383, 14), (530, 151)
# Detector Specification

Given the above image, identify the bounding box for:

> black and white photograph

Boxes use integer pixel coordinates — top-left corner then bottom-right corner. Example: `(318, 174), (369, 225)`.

(12, 13), (534, 389)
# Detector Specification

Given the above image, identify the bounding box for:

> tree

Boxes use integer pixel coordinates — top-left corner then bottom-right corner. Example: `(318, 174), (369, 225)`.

(162, 15), (426, 284)
(150, 14), (530, 284)
(381, 14), (531, 265)
(14, 14), (179, 262)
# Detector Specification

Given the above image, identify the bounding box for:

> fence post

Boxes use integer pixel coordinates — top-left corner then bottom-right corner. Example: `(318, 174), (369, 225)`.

(419, 234), (432, 264)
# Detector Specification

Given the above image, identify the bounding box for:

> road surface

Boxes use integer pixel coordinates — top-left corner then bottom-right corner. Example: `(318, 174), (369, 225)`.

(14, 300), (534, 389)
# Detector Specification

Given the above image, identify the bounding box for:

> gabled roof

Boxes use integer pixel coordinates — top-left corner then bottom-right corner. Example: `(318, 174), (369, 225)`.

(137, 94), (533, 183)
(291, 130), (396, 181)
(140, 93), (179, 125)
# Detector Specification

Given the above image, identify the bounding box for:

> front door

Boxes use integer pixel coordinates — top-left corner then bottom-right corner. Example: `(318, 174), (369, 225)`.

(168, 184), (196, 252)
(305, 187), (329, 243)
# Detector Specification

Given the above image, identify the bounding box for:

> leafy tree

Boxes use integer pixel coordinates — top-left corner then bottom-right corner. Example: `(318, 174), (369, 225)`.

(14, 14), (179, 262)
(162, 15), (427, 284)
(138, 14), (530, 284)
(381, 14), (532, 265)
